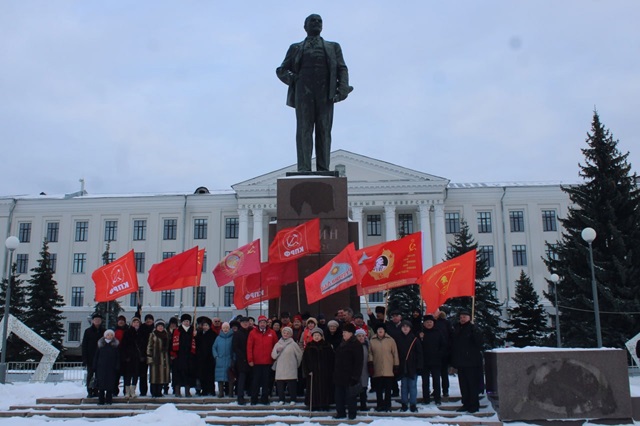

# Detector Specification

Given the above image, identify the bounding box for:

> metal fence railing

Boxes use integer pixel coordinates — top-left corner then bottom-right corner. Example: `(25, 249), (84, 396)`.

(6, 361), (85, 383)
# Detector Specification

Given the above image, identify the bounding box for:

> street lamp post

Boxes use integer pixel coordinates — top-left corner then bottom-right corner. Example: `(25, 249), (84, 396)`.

(1, 236), (20, 384)
(581, 227), (602, 348)
(549, 273), (561, 348)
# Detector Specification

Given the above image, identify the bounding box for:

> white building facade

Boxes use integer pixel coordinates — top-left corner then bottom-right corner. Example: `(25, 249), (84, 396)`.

(1, 150), (569, 350)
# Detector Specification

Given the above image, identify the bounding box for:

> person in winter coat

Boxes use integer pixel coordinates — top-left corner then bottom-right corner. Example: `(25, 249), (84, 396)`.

(301, 317), (318, 349)
(355, 328), (369, 412)
(291, 315), (304, 343)
(271, 326), (303, 405)
(247, 315), (278, 405)
(136, 313), (154, 396)
(93, 329), (120, 405)
(213, 322), (234, 397)
(195, 317), (217, 396)
(171, 313), (197, 397)
(368, 323), (399, 412)
(420, 315), (445, 405)
(113, 315), (128, 396)
(120, 317), (142, 398)
(333, 323), (364, 420)
(147, 319), (171, 398)
(451, 310), (484, 413)
(302, 327), (334, 411)
(82, 313), (105, 398)
(232, 317), (252, 405)
(434, 309), (454, 397)
(325, 320), (342, 350)
(396, 320), (423, 412)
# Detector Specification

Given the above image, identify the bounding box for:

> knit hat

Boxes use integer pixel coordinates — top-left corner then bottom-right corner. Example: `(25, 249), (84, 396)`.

(169, 317), (179, 326)
(401, 320), (413, 328)
(317, 313), (326, 320)
(458, 309), (471, 317)
(311, 327), (324, 336)
(131, 317), (141, 324)
(239, 316), (250, 323)
(280, 311), (290, 319)
(104, 329), (115, 338)
(144, 313), (154, 321)
(375, 323), (387, 332)
(423, 315), (436, 323)
(180, 313), (192, 323)
(353, 313), (363, 320)
(91, 313), (103, 320)
(117, 315), (126, 322)
(355, 328), (366, 336)
(306, 317), (317, 325)
(293, 314), (303, 323)
(154, 319), (165, 328)
(257, 315), (268, 323)
(327, 320), (339, 328)
(282, 326), (293, 335)
(342, 323), (356, 334)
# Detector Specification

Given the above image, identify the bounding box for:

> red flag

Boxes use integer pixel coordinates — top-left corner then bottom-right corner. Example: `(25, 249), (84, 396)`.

(92, 250), (139, 302)
(418, 249), (477, 312)
(357, 232), (423, 294)
(233, 261), (298, 310)
(213, 239), (261, 287)
(268, 218), (321, 263)
(305, 243), (360, 305)
(148, 246), (201, 291)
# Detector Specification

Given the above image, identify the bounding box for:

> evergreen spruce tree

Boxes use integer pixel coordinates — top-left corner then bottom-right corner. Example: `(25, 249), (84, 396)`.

(0, 263), (30, 361)
(544, 111), (640, 348)
(506, 270), (552, 347)
(442, 219), (505, 349)
(92, 242), (123, 330)
(23, 239), (65, 360)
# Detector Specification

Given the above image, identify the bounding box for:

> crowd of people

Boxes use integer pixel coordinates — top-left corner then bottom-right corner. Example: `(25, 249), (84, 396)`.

(81, 306), (484, 418)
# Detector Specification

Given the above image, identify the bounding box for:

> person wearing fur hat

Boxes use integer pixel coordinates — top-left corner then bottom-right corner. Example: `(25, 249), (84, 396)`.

(195, 316), (217, 396)
(147, 320), (171, 398)
(170, 313), (197, 397)
(333, 323), (363, 420)
(368, 322), (399, 412)
(325, 320), (342, 350)
(420, 314), (445, 405)
(302, 327), (334, 411)
(272, 326), (303, 405)
(93, 329), (120, 405)
(82, 313), (104, 398)
(247, 315), (278, 405)
(301, 317), (318, 349)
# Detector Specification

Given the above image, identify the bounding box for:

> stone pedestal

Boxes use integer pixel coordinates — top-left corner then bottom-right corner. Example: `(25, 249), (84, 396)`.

(268, 176), (359, 316)
(485, 348), (632, 422)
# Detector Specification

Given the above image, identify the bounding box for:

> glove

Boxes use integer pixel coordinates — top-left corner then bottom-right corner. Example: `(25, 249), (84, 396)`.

(393, 365), (400, 377)
(367, 362), (374, 377)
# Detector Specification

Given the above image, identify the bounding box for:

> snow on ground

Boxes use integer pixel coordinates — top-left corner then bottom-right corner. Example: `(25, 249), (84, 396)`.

(0, 376), (637, 426)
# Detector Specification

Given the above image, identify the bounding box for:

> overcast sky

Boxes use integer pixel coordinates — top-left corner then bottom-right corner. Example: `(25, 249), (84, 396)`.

(1, 1), (638, 196)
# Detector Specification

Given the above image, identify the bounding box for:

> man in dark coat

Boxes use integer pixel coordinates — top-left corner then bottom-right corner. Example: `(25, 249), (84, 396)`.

(81, 313), (104, 398)
(420, 315), (445, 405)
(333, 323), (363, 420)
(135, 308), (155, 396)
(434, 309), (454, 397)
(396, 320), (423, 412)
(385, 310), (404, 397)
(276, 14), (352, 172)
(120, 317), (142, 398)
(170, 313), (196, 397)
(451, 310), (484, 413)
(232, 317), (252, 405)
(195, 317), (217, 396)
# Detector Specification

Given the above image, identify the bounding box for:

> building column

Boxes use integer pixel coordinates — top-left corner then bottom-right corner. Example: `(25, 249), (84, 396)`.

(238, 208), (249, 246)
(384, 205), (396, 241)
(252, 208), (264, 260)
(350, 206), (364, 249)
(419, 203), (434, 269)
(433, 201), (446, 263)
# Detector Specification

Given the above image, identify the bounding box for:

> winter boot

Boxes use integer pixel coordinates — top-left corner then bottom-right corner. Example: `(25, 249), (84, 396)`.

(184, 386), (192, 397)
(218, 382), (225, 397)
(410, 404), (418, 413)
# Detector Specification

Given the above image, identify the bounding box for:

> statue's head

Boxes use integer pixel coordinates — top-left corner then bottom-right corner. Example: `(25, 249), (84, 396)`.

(304, 14), (322, 37)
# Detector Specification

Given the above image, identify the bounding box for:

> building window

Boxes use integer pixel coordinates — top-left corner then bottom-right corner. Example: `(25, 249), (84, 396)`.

(73, 253), (86, 273)
(50, 253), (57, 273)
(477, 212), (492, 233)
(68, 322), (81, 343)
(367, 215), (382, 236)
(133, 220), (147, 241)
(163, 219), (177, 240)
(130, 288), (144, 307)
(369, 292), (384, 303)
(161, 290), (175, 307)
(194, 218), (208, 240)
(162, 251), (176, 260)
(546, 243), (559, 261)
(201, 253), (207, 273)
(75, 221), (89, 242)
(224, 286), (234, 307)
(135, 252), (145, 273)
(479, 245), (495, 268)
(18, 222), (32, 243)
(104, 220), (118, 242)
(542, 210), (557, 232)
(509, 211), (525, 232)
(16, 254), (29, 274)
(71, 287), (84, 307)
(193, 287), (206, 307)
(103, 252), (116, 265)
(445, 213), (460, 234)
(46, 222), (59, 243)
(398, 213), (414, 235)
(512, 245), (527, 266)
(225, 218), (239, 239)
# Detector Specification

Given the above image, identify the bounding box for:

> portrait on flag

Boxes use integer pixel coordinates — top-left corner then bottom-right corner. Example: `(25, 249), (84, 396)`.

(268, 218), (321, 263)
(92, 250), (139, 302)
(212, 239), (261, 286)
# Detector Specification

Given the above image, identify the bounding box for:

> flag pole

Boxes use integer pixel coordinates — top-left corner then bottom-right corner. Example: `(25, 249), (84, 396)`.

(259, 270), (263, 316)
(471, 296), (476, 322)
(296, 280), (301, 314)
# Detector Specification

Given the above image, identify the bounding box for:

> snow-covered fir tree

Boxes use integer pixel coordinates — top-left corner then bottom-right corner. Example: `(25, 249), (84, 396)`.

(506, 270), (552, 347)
(0, 263), (30, 361)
